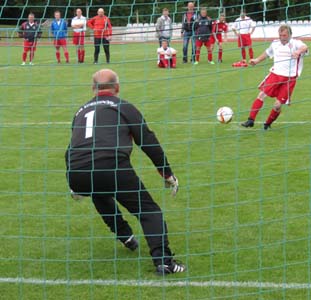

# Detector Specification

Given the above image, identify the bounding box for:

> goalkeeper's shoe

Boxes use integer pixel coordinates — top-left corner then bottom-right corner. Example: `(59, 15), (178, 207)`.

(124, 235), (138, 251)
(264, 123), (271, 130)
(241, 118), (254, 128)
(156, 260), (186, 275)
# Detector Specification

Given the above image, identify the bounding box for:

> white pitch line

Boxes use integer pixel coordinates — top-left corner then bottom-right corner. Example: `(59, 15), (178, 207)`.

(1, 121), (310, 126)
(1, 277), (311, 290)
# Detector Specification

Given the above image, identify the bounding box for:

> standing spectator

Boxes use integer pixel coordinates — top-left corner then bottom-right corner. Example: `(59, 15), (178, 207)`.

(65, 68), (186, 275)
(181, 2), (197, 63)
(241, 25), (308, 130)
(210, 13), (228, 63)
(157, 39), (177, 68)
(155, 8), (173, 47)
(193, 8), (213, 65)
(232, 11), (256, 63)
(18, 13), (42, 65)
(71, 8), (87, 63)
(87, 8), (112, 64)
(51, 11), (70, 63)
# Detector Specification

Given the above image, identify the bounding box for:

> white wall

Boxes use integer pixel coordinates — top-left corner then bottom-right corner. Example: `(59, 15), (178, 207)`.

(122, 20), (311, 42)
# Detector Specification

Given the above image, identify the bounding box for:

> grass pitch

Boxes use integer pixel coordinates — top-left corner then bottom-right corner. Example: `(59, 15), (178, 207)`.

(0, 38), (311, 300)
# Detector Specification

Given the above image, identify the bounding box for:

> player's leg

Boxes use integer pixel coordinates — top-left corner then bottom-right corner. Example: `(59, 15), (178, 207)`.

(182, 32), (190, 63)
(171, 54), (177, 68)
(54, 41), (61, 63)
(92, 194), (136, 248)
(22, 41), (29, 64)
(158, 54), (167, 68)
(79, 32), (85, 63)
(29, 41), (36, 64)
(207, 41), (214, 64)
(115, 160), (184, 272)
(264, 77), (297, 129)
(61, 40), (69, 63)
(93, 37), (100, 64)
(194, 39), (202, 63)
(218, 40), (223, 62)
(102, 38), (110, 63)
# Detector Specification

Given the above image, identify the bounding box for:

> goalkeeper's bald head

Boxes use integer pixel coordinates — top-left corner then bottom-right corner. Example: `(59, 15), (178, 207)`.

(92, 69), (120, 95)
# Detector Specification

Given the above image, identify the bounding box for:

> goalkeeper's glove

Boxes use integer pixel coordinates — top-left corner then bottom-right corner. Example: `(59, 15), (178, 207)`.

(165, 175), (179, 197)
(70, 189), (88, 201)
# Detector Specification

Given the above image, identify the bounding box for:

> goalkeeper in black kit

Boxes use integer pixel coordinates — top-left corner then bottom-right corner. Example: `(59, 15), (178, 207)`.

(65, 69), (186, 275)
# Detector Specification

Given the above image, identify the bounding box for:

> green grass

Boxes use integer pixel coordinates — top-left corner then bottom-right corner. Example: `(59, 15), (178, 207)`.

(0, 38), (311, 300)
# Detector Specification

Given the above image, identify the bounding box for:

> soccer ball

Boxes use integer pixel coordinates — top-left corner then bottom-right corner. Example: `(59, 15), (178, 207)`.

(217, 106), (233, 124)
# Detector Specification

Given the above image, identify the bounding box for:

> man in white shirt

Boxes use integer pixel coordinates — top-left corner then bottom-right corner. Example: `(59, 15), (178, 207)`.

(157, 39), (177, 68)
(71, 8), (87, 63)
(156, 8), (173, 46)
(241, 25), (308, 130)
(232, 11), (256, 63)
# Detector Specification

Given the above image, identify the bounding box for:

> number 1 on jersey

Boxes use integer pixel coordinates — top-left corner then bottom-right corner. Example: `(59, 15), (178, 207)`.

(84, 110), (95, 138)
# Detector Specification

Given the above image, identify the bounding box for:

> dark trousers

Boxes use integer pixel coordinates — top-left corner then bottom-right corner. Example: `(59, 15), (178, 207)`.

(94, 37), (110, 63)
(182, 31), (195, 62)
(67, 158), (172, 266)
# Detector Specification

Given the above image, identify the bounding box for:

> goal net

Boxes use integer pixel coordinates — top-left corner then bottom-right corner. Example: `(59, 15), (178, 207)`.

(0, 0), (310, 299)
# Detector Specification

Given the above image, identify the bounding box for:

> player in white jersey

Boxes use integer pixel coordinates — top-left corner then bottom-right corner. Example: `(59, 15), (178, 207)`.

(241, 25), (308, 130)
(232, 11), (256, 64)
(157, 39), (177, 68)
(71, 8), (87, 63)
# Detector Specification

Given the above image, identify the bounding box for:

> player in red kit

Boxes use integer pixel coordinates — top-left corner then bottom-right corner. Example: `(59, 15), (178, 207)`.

(210, 14), (228, 63)
(71, 8), (86, 63)
(241, 25), (308, 130)
(18, 13), (42, 65)
(157, 40), (177, 68)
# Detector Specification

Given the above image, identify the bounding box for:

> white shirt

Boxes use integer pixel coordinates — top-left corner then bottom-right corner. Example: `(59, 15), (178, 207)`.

(157, 46), (176, 61)
(71, 16), (87, 32)
(266, 38), (307, 77)
(233, 16), (255, 34)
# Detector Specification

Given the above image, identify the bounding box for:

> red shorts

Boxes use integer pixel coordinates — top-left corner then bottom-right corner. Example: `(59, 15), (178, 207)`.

(238, 33), (252, 47)
(23, 40), (37, 52)
(210, 34), (223, 44)
(73, 32), (85, 45)
(54, 39), (67, 47)
(259, 72), (297, 104)
(195, 39), (211, 48)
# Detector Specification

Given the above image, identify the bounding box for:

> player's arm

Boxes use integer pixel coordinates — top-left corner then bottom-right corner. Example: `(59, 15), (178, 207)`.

(249, 51), (268, 65)
(292, 43), (309, 59)
(106, 18), (112, 39)
(250, 20), (256, 35)
(18, 23), (24, 38)
(87, 17), (94, 29)
(124, 103), (178, 195)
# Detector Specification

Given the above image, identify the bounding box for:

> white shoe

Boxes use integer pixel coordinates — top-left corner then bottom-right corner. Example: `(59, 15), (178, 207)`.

(29, 62), (34, 65)
(21, 62), (26, 66)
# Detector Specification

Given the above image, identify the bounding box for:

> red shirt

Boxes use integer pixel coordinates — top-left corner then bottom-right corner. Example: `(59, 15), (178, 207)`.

(212, 20), (228, 35)
(87, 15), (112, 38)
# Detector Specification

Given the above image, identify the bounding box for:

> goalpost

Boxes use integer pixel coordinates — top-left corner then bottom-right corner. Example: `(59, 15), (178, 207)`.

(0, 1), (311, 299)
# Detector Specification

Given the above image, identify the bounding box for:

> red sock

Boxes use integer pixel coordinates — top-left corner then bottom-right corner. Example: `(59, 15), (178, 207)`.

(56, 52), (60, 62)
(241, 48), (246, 60)
(22, 52), (27, 62)
(208, 51), (212, 62)
(81, 50), (85, 62)
(265, 109), (280, 125)
(249, 98), (264, 120)
(171, 55), (176, 68)
(64, 51), (69, 62)
(249, 48), (254, 59)
(195, 49), (200, 62)
(218, 49), (223, 61)
(77, 49), (81, 62)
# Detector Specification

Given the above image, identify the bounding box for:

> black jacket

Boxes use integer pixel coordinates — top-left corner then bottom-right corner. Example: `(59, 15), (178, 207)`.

(181, 11), (198, 33)
(65, 94), (172, 177)
(194, 16), (213, 41)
